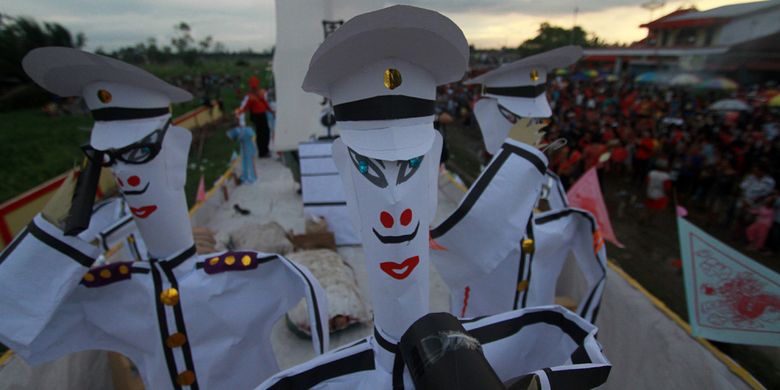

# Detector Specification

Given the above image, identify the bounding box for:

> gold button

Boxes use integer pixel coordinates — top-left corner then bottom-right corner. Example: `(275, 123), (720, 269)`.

(166, 332), (187, 348)
(208, 257), (220, 266)
(383, 68), (402, 90)
(119, 265), (130, 275)
(176, 370), (196, 386)
(100, 269), (112, 279)
(241, 255), (252, 267)
(517, 280), (529, 292)
(97, 89), (112, 103)
(522, 239), (535, 253)
(83, 273), (95, 282)
(160, 288), (179, 306)
(224, 255), (235, 266)
(530, 69), (539, 82)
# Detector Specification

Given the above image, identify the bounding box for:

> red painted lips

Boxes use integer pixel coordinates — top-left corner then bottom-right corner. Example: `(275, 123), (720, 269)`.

(130, 205), (158, 219)
(379, 256), (420, 280)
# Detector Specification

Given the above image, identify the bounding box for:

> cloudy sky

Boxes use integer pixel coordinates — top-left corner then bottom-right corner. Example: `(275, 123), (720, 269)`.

(5, 0), (744, 51)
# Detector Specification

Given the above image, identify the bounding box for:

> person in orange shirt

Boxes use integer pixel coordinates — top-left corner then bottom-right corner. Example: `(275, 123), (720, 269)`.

(236, 75), (274, 157)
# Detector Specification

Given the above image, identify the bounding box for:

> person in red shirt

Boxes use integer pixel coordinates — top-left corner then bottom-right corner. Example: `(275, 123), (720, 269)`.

(633, 131), (655, 186)
(236, 75), (275, 157)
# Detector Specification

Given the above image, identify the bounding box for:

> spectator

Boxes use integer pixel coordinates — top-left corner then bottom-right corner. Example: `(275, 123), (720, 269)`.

(236, 75), (274, 158)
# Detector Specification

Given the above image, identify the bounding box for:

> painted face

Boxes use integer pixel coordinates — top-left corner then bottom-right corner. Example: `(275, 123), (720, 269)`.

(333, 134), (442, 339)
(101, 124), (193, 258)
(475, 98), (547, 155)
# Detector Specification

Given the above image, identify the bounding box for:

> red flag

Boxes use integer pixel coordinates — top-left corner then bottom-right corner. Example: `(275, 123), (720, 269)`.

(196, 174), (207, 203)
(567, 167), (624, 248)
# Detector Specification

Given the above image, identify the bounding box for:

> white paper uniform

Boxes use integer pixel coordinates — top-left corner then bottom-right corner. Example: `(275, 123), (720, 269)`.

(259, 305), (610, 389)
(259, 6), (609, 388)
(540, 170), (569, 211)
(0, 127), (329, 390)
(449, 207), (607, 321)
(430, 138), (548, 295)
(0, 47), (330, 390)
(0, 219), (328, 389)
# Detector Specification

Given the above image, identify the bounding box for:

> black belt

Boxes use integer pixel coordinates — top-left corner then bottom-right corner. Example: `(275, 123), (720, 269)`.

(334, 95), (434, 122)
(92, 107), (170, 121)
(484, 84), (546, 98)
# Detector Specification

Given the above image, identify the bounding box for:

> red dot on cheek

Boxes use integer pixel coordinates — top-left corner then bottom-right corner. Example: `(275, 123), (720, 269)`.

(127, 176), (141, 187)
(400, 208), (413, 226)
(380, 211), (394, 228)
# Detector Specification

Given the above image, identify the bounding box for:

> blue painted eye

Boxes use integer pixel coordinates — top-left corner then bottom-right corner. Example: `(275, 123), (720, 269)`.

(358, 160), (369, 174)
(409, 157), (421, 168)
(142, 147), (151, 154)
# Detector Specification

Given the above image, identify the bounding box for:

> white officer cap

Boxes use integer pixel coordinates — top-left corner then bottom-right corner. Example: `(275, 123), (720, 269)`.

(22, 47), (192, 150)
(466, 46), (582, 118)
(303, 5), (468, 161)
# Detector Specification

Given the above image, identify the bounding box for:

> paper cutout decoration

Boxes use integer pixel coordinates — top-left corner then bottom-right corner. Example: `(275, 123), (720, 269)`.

(566, 167), (624, 248)
(678, 217), (780, 347)
(299, 140), (360, 245)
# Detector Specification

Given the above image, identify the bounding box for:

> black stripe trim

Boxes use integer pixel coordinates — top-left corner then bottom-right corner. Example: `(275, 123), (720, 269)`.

(520, 217), (535, 309)
(131, 266), (150, 274)
(301, 172), (340, 177)
(373, 328), (398, 353)
(150, 263), (182, 390)
(546, 170), (569, 207)
(535, 209), (597, 232)
(303, 201), (347, 207)
(159, 263), (200, 390)
(468, 310), (588, 348)
(282, 257), (325, 354)
(91, 107), (170, 121)
(334, 95), (434, 122)
(392, 352), (405, 389)
(513, 242), (526, 310)
(299, 155), (333, 159)
(484, 84), (546, 98)
(545, 365), (612, 389)
(159, 245), (196, 269)
(28, 221), (94, 267)
(431, 143), (545, 238)
(0, 228), (29, 266)
(101, 215), (133, 238)
(266, 349), (375, 389)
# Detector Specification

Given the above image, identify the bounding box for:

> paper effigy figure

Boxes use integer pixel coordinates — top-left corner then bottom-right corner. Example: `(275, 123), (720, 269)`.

(0, 47), (329, 389)
(259, 6), (610, 389)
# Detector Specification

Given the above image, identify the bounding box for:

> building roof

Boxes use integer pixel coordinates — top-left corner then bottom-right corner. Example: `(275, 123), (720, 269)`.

(666, 0), (780, 21)
(643, 0), (780, 29)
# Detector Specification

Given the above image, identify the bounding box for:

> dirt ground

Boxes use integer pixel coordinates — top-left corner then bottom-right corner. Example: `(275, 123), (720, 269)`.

(443, 122), (780, 388)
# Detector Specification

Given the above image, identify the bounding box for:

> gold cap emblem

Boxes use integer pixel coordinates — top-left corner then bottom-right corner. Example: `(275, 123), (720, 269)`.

(530, 69), (539, 82)
(384, 68), (402, 90)
(97, 89), (112, 103)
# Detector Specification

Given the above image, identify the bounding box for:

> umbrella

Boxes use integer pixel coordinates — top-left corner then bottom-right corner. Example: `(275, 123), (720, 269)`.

(669, 73), (701, 86)
(769, 94), (780, 107)
(634, 71), (671, 84)
(696, 77), (738, 90)
(709, 99), (751, 111)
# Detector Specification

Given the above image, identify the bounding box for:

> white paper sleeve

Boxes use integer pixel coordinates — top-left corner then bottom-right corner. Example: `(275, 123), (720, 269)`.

(0, 214), (99, 355)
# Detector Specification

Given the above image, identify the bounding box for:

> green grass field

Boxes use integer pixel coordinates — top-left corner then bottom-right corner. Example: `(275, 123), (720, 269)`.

(0, 57), (270, 205)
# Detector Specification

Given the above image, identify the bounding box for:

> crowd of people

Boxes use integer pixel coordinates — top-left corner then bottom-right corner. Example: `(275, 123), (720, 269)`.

(440, 74), (780, 255)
